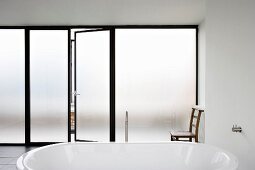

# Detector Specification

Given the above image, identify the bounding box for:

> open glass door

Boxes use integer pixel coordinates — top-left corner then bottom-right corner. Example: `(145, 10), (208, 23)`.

(74, 29), (110, 142)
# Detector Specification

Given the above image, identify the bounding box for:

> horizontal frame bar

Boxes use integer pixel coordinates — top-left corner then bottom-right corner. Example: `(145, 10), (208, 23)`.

(75, 139), (98, 142)
(0, 25), (198, 30)
(74, 28), (110, 34)
(0, 142), (59, 146)
(0, 143), (26, 146)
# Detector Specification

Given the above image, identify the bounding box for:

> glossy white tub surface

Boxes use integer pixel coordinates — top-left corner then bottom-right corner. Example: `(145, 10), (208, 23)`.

(17, 142), (238, 170)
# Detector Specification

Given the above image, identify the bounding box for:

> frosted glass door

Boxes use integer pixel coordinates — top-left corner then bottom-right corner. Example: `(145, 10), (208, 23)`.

(75, 30), (109, 142)
(30, 30), (68, 142)
(0, 29), (25, 143)
(116, 29), (196, 142)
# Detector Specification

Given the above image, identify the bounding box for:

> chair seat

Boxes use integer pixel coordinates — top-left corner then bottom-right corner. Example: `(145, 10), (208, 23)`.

(170, 131), (195, 138)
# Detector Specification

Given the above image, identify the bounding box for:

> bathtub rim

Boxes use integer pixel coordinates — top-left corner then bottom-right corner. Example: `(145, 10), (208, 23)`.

(17, 142), (239, 170)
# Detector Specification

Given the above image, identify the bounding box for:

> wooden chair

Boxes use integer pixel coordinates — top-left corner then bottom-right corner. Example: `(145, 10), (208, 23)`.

(170, 107), (204, 142)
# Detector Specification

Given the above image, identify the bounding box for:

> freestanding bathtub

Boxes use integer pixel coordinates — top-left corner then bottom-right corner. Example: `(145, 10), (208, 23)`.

(17, 142), (238, 170)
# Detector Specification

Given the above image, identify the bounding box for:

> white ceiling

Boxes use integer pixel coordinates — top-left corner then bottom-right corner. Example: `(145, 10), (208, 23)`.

(0, 0), (205, 25)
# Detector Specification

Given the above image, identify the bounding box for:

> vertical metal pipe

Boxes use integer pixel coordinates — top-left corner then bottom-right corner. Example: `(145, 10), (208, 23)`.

(125, 111), (128, 142)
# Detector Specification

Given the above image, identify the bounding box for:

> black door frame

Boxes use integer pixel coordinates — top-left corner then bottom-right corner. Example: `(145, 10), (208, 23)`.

(25, 28), (71, 146)
(0, 25), (198, 146)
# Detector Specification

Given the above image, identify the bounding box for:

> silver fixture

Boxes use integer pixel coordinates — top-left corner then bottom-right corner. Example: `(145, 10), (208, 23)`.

(73, 91), (80, 96)
(232, 124), (242, 133)
(125, 111), (128, 142)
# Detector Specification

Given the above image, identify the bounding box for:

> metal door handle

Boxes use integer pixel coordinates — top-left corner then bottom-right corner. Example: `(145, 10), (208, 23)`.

(73, 91), (80, 96)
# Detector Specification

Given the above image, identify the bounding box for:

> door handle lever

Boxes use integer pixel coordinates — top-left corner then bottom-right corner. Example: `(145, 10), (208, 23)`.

(73, 91), (80, 96)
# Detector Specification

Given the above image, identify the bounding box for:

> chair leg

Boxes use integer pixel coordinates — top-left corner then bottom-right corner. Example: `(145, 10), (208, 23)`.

(189, 137), (192, 142)
(195, 137), (198, 143)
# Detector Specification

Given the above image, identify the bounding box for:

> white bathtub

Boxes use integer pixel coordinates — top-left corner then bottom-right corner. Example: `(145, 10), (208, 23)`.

(17, 142), (238, 170)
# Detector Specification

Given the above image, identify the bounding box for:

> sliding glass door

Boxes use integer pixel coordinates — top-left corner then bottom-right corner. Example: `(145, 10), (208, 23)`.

(74, 29), (110, 142)
(30, 30), (69, 142)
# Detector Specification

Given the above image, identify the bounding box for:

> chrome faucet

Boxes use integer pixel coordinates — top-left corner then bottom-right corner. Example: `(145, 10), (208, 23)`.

(125, 111), (128, 142)
(232, 124), (242, 133)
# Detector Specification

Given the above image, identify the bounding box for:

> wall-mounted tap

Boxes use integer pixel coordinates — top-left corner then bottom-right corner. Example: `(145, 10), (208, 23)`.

(232, 124), (242, 133)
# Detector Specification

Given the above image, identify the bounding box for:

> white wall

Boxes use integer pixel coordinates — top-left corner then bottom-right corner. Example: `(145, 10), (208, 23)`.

(0, 0), (205, 25)
(198, 20), (206, 107)
(198, 20), (206, 142)
(205, 0), (255, 169)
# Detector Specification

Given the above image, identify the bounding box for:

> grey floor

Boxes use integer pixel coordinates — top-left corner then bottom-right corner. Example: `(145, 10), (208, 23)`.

(0, 146), (37, 170)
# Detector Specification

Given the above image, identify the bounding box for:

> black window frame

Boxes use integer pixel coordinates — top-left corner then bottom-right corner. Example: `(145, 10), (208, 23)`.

(0, 25), (198, 146)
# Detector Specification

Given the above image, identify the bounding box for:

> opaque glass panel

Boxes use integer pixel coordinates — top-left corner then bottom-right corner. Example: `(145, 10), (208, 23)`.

(0, 29), (25, 143)
(116, 29), (196, 142)
(30, 30), (68, 142)
(76, 31), (109, 141)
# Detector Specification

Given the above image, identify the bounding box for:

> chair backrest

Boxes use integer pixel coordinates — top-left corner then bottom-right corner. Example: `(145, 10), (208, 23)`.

(189, 107), (204, 142)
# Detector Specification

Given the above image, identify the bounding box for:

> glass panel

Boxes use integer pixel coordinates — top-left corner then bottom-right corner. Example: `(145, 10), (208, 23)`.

(30, 30), (68, 142)
(76, 30), (109, 141)
(116, 29), (196, 142)
(0, 29), (25, 143)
